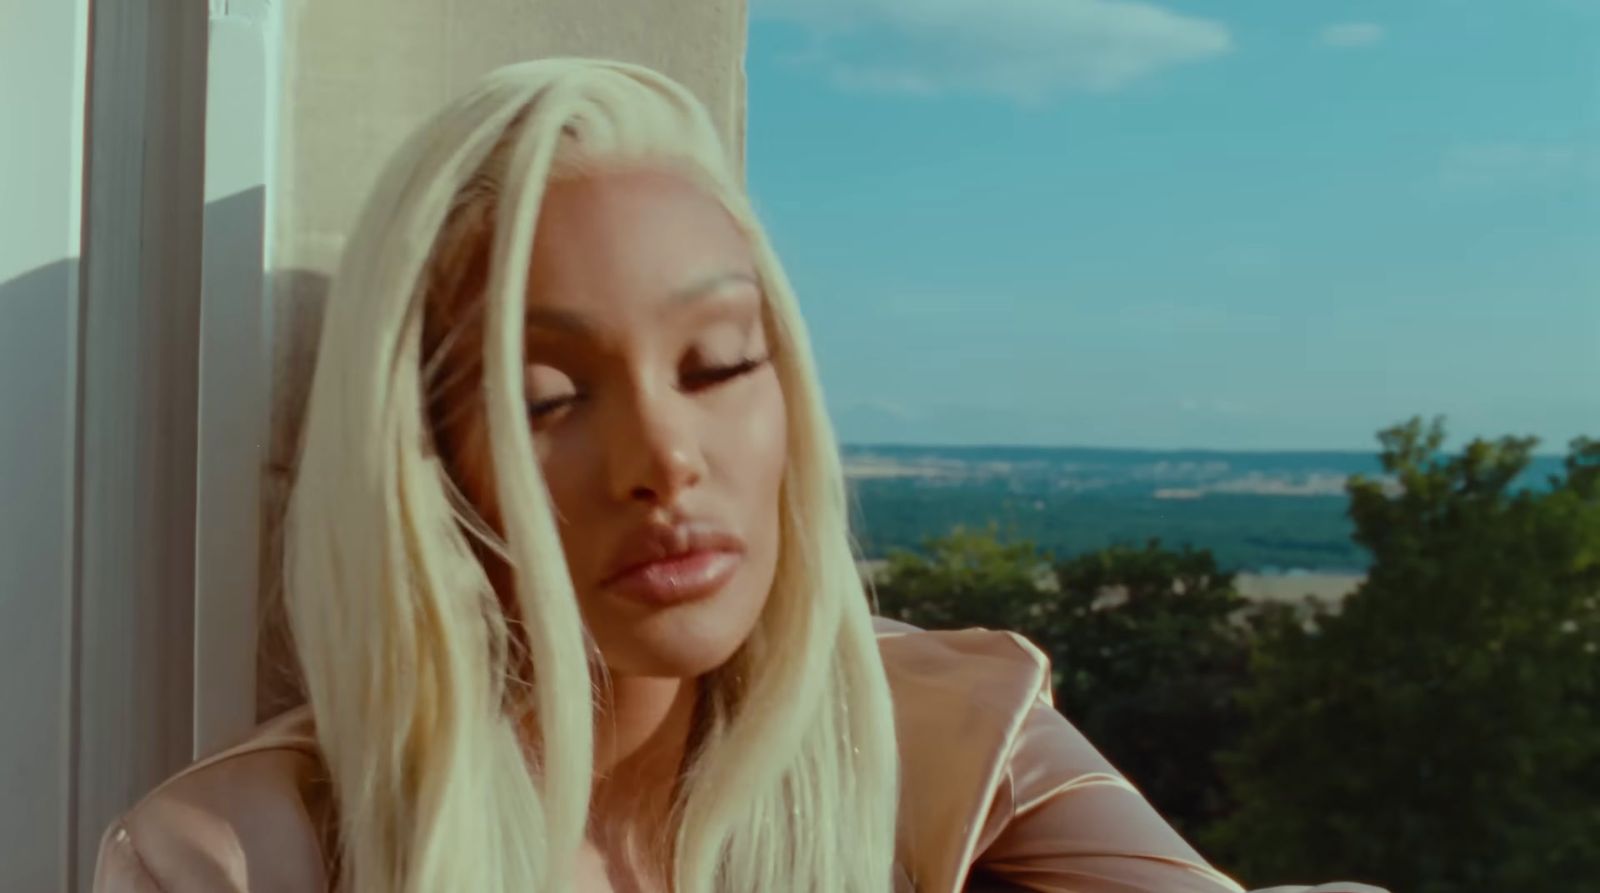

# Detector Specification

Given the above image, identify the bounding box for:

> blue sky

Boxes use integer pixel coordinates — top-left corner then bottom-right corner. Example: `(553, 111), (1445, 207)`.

(744, 0), (1600, 451)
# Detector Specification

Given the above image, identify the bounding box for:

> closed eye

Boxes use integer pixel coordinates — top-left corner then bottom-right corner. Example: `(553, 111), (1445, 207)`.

(681, 356), (770, 391)
(527, 393), (580, 420)
(525, 356), (770, 421)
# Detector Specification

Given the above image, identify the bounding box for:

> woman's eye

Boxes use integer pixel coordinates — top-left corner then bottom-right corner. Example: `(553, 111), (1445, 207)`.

(682, 356), (769, 391)
(526, 394), (578, 420)
(525, 365), (580, 422)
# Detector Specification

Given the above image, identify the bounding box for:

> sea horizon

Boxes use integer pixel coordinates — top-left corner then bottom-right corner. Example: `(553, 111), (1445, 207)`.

(839, 440), (1575, 460)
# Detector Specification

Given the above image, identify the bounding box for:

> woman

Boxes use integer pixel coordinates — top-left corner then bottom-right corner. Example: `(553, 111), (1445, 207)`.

(94, 59), (1380, 893)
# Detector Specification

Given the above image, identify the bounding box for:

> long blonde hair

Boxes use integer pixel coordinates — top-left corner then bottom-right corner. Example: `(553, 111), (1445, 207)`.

(283, 58), (900, 892)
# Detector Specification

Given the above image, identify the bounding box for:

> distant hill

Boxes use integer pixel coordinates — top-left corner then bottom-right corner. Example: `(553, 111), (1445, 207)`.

(840, 444), (1568, 573)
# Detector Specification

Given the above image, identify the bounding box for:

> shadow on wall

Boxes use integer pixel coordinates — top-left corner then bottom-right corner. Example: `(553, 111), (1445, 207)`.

(257, 267), (331, 721)
(0, 194), (326, 886)
(0, 258), (78, 893)
(16, 212), (437, 728)
(1, 260), (77, 601)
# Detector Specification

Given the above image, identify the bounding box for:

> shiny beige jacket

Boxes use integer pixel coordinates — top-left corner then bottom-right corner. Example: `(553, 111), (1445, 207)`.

(94, 619), (1381, 893)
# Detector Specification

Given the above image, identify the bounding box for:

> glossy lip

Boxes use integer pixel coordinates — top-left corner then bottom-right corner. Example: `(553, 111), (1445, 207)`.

(599, 521), (746, 606)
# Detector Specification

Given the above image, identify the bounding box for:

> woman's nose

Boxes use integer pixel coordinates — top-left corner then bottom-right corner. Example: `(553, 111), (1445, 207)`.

(604, 386), (705, 506)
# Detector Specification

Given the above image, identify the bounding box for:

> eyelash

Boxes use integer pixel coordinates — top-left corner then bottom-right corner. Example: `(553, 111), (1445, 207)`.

(682, 355), (768, 389)
(525, 355), (771, 420)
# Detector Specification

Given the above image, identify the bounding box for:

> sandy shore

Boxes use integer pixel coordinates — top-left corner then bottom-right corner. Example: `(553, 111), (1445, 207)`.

(858, 559), (1364, 604)
(1235, 572), (1364, 603)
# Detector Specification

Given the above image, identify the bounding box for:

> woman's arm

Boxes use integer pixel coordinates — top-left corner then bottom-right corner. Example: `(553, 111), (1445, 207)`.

(93, 821), (167, 893)
(968, 694), (1247, 893)
(968, 697), (1386, 893)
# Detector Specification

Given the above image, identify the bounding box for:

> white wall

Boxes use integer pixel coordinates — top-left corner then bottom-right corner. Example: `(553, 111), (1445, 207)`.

(0, 0), (90, 888)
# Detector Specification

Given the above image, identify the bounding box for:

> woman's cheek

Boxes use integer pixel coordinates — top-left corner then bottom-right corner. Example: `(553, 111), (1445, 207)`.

(536, 428), (590, 513)
(741, 374), (788, 489)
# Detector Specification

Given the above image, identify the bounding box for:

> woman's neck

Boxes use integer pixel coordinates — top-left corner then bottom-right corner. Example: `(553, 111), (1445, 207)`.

(594, 674), (696, 777)
(585, 674), (699, 888)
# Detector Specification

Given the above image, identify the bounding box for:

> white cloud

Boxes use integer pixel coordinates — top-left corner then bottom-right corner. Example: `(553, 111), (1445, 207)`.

(1437, 141), (1600, 192)
(754, 0), (1233, 101)
(1320, 22), (1387, 48)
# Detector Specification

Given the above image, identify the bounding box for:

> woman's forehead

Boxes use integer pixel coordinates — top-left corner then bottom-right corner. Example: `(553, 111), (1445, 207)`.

(523, 169), (757, 315)
(533, 165), (743, 244)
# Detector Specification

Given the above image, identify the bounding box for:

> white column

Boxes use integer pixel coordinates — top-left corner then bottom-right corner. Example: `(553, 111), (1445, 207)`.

(72, 2), (209, 888)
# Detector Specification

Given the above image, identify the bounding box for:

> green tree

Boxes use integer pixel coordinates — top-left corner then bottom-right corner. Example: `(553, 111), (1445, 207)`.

(870, 524), (1051, 634)
(871, 528), (1259, 841)
(1209, 418), (1600, 892)
(1047, 542), (1255, 841)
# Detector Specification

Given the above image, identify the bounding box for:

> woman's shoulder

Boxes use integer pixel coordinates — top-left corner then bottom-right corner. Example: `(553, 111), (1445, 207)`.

(94, 707), (332, 893)
(96, 625), (1055, 892)
(871, 616), (1057, 892)
(871, 615), (1052, 718)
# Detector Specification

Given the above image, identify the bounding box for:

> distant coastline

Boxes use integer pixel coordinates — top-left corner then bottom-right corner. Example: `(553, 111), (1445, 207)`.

(836, 442), (1559, 576)
(856, 557), (1364, 604)
(1234, 571), (1364, 603)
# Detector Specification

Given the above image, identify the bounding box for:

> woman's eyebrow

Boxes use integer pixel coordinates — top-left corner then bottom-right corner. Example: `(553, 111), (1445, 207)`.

(668, 270), (760, 305)
(525, 306), (593, 336)
(524, 270), (761, 336)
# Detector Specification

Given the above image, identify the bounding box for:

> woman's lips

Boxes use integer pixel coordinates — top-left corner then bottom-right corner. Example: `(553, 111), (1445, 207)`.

(602, 549), (742, 606)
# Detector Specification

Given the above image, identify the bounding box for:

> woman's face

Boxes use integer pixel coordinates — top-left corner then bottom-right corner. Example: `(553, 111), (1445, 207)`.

(445, 168), (787, 679)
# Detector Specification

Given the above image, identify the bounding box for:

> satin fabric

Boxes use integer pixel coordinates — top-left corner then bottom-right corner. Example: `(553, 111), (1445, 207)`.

(94, 618), (1382, 892)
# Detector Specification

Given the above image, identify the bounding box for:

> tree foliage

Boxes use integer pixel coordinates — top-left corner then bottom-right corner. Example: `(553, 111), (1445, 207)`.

(1047, 542), (1254, 840)
(1207, 418), (1600, 891)
(872, 528), (1257, 840)
(871, 523), (1051, 635)
(865, 418), (1600, 891)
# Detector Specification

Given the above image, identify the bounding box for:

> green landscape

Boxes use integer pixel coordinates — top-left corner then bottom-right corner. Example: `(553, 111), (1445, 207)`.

(844, 440), (1568, 574)
(859, 419), (1600, 892)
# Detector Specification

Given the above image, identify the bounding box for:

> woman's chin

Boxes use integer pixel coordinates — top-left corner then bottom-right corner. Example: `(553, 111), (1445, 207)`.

(591, 607), (759, 680)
